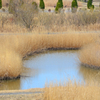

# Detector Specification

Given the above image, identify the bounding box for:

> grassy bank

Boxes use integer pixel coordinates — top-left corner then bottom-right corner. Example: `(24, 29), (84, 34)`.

(1, 81), (100, 100)
(0, 33), (98, 79)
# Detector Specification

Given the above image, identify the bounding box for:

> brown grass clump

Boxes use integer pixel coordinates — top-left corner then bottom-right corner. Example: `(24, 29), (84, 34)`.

(79, 41), (100, 69)
(0, 47), (22, 79)
(43, 82), (100, 100)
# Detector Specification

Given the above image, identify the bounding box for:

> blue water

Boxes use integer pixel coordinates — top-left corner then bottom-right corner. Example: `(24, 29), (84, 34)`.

(21, 50), (82, 89)
(0, 50), (100, 90)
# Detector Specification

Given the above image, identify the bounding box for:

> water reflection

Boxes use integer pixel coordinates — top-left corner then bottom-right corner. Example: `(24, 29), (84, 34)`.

(79, 65), (100, 83)
(21, 50), (82, 89)
(0, 79), (20, 90)
(0, 50), (100, 90)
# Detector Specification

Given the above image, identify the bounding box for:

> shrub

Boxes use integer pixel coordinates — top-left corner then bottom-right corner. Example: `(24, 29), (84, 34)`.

(8, 0), (15, 14)
(39, 0), (45, 9)
(55, 0), (63, 11)
(87, 0), (94, 9)
(58, 0), (63, 8)
(0, 0), (2, 9)
(8, 0), (24, 14)
(15, 2), (38, 30)
(32, 2), (38, 9)
(90, 5), (94, 9)
(55, 2), (61, 11)
(71, 0), (78, 13)
(71, 0), (78, 8)
(8, 0), (38, 30)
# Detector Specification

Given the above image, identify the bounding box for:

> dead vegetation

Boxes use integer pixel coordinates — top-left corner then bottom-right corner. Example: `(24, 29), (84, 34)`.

(0, 33), (98, 79)
(0, 10), (100, 33)
(79, 41), (100, 69)
(43, 81), (100, 100)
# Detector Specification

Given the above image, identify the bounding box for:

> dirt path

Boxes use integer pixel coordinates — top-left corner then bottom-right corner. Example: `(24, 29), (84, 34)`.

(0, 88), (43, 100)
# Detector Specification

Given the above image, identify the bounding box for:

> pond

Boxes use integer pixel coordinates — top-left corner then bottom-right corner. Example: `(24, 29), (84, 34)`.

(0, 50), (100, 90)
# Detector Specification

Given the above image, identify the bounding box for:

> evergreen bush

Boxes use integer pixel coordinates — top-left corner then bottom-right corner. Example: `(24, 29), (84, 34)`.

(71, 0), (78, 8)
(71, 0), (78, 13)
(58, 0), (63, 8)
(0, 0), (2, 9)
(55, 0), (63, 12)
(87, 0), (94, 9)
(39, 0), (45, 9)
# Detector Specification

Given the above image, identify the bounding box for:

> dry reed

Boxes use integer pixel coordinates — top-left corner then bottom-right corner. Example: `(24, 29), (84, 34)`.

(1, 11), (100, 33)
(43, 81), (100, 100)
(0, 47), (22, 79)
(0, 33), (99, 79)
(79, 41), (100, 69)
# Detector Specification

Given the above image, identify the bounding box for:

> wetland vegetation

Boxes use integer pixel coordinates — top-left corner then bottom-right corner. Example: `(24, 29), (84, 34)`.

(0, 0), (100, 100)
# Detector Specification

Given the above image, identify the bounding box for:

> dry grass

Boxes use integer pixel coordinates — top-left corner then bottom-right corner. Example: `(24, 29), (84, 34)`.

(0, 36), (22, 78)
(1, 81), (100, 100)
(43, 81), (100, 100)
(79, 41), (100, 69)
(0, 33), (98, 79)
(1, 11), (100, 33)
(0, 48), (22, 79)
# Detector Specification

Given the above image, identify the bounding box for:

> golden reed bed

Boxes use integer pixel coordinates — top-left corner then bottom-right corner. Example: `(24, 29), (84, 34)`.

(43, 82), (100, 100)
(0, 33), (99, 79)
(79, 42), (100, 69)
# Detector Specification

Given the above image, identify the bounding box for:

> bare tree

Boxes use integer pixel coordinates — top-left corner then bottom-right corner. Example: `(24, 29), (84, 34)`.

(9, 0), (38, 30)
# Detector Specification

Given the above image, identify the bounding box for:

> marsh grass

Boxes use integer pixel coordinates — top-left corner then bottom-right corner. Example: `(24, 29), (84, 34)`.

(43, 81), (100, 100)
(0, 47), (22, 79)
(0, 33), (98, 79)
(79, 41), (100, 69)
